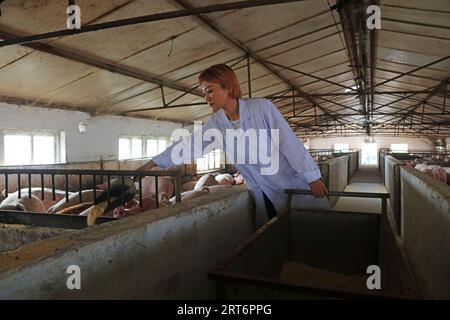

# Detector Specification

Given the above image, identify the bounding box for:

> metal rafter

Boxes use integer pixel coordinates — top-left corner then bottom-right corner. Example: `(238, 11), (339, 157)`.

(335, 0), (380, 135)
(0, 29), (204, 99)
(368, 80), (449, 126)
(394, 78), (450, 124)
(373, 55), (450, 89)
(0, 1), (312, 115)
(0, 0), (307, 48)
(0, 95), (189, 124)
(262, 59), (357, 92)
(172, 0), (349, 129)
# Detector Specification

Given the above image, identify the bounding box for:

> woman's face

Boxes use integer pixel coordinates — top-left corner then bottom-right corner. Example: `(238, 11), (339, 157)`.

(200, 80), (232, 113)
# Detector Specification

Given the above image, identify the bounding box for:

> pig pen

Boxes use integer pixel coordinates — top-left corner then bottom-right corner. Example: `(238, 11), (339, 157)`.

(384, 155), (405, 235)
(318, 156), (349, 207)
(400, 167), (450, 299)
(0, 168), (182, 256)
(208, 190), (419, 299)
(0, 184), (254, 299)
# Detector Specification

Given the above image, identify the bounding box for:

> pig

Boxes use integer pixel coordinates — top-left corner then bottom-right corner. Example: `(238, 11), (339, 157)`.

(106, 176), (175, 220)
(137, 176), (174, 199)
(215, 173), (234, 185)
(181, 181), (197, 192)
(433, 167), (448, 184)
(169, 187), (210, 204)
(0, 193), (46, 213)
(6, 188), (70, 210)
(233, 173), (245, 185)
(112, 197), (157, 218)
(193, 173), (217, 191)
(47, 189), (103, 214)
(405, 160), (416, 169)
(414, 163), (431, 173)
(112, 192), (172, 219)
(413, 163), (448, 184)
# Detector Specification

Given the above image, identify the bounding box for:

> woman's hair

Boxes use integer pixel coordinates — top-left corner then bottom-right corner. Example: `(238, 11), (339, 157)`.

(198, 64), (242, 98)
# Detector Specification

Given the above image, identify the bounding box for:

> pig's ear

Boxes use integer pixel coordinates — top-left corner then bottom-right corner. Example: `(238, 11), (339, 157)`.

(16, 204), (26, 211)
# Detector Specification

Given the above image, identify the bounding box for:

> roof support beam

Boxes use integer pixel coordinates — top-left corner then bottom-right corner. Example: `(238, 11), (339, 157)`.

(172, 0), (347, 127)
(395, 78), (450, 123)
(336, 0), (380, 135)
(0, 95), (189, 124)
(287, 112), (450, 118)
(0, 29), (204, 98)
(373, 55), (450, 89)
(374, 78), (449, 126)
(262, 59), (357, 92)
(0, 0), (306, 48)
(266, 90), (445, 98)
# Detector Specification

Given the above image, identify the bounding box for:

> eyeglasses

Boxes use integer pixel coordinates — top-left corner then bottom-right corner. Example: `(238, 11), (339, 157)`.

(201, 87), (214, 97)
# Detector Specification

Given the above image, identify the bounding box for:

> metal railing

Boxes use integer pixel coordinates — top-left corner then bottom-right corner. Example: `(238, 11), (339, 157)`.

(0, 168), (182, 209)
(285, 189), (390, 215)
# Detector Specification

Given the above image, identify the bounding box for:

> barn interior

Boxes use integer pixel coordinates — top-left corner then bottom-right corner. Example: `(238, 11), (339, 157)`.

(0, 0), (449, 299)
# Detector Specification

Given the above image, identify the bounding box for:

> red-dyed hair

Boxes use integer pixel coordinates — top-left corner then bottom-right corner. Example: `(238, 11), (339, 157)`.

(198, 64), (242, 99)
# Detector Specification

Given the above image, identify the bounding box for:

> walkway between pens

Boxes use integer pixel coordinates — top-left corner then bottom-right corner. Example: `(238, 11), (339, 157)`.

(332, 165), (392, 214)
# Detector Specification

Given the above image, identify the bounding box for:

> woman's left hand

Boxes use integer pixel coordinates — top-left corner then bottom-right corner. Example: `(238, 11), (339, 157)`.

(309, 179), (328, 198)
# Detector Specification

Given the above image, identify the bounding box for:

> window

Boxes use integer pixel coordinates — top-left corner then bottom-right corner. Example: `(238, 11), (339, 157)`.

(119, 138), (131, 160)
(146, 138), (169, 157)
(390, 144), (408, 153)
(131, 138), (143, 158)
(334, 143), (350, 153)
(119, 136), (171, 160)
(1, 129), (64, 165)
(197, 149), (224, 173)
(119, 137), (143, 160)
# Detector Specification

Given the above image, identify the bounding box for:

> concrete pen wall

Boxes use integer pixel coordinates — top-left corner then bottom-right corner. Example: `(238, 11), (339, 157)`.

(0, 187), (254, 299)
(400, 167), (450, 299)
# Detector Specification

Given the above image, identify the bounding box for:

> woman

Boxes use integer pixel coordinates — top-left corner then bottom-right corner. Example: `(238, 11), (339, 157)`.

(136, 64), (329, 226)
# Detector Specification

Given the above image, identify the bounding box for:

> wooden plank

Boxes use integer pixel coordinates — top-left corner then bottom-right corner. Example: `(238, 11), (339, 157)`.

(248, 11), (336, 51)
(208, 1), (328, 43)
(382, 20), (450, 40)
(43, 69), (143, 107)
(52, 0), (198, 62)
(0, 0), (134, 39)
(383, 0), (450, 12)
(376, 60), (448, 81)
(261, 34), (344, 67)
(0, 45), (33, 69)
(377, 47), (450, 72)
(381, 3), (450, 28)
(379, 30), (450, 57)
(374, 70), (440, 88)
(0, 50), (99, 98)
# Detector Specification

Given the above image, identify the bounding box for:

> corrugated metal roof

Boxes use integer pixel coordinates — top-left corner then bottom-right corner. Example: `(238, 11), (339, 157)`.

(0, 0), (448, 137)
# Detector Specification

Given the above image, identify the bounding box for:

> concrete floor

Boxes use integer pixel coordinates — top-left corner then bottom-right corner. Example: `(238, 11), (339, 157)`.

(333, 165), (392, 214)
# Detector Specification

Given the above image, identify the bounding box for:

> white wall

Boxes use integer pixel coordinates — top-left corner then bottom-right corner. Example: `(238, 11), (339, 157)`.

(0, 103), (181, 163)
(310, 136), (434, 151)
